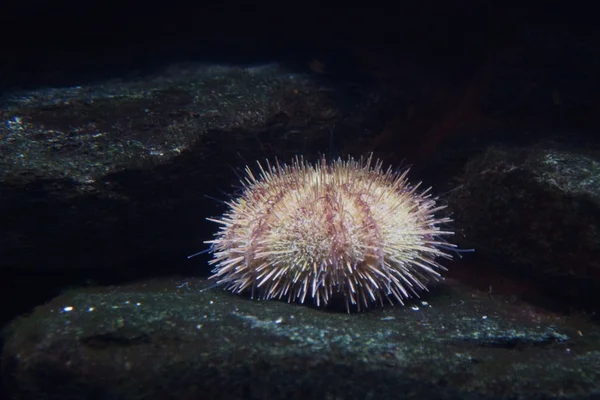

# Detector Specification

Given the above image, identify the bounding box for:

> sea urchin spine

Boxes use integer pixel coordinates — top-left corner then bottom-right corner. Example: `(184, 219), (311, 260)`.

(206, 155), (455, 311)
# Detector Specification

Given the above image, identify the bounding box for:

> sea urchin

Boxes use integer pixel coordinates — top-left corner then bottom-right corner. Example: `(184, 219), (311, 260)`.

(206, 155), (454, 311)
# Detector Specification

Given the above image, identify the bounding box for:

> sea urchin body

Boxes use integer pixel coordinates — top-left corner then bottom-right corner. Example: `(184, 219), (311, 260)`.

(206, 155), (454, 311)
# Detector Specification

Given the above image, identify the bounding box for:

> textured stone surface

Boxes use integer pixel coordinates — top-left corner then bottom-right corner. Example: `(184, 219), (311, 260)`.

(0, 62), (374, 272)
(2, 278), (598, 400)
(449, 145), (600, 305)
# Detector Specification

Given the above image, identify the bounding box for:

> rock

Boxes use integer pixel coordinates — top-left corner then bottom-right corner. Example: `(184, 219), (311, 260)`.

(449, 145), (600, 305)
(2, 278), (598, 400)
(0, 62), (371, 272)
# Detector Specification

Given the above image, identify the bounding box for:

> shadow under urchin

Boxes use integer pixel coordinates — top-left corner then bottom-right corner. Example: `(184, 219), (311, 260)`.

(202, 154), (456, 312)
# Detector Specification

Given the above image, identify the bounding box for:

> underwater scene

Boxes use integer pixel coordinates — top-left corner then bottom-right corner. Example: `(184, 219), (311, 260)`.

(1, 3), (599, 399)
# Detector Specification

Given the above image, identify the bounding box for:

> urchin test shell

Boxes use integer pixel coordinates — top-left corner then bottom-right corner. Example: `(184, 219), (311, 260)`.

(206, 155), (455, 311)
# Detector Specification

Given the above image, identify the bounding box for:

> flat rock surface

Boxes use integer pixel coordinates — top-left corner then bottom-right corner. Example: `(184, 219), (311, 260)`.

(2, 278), (598, 400)
(0, 62), (372, 273)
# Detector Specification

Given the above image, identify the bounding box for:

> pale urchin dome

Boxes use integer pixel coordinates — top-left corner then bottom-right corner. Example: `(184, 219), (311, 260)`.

(205, 154), (455, 312)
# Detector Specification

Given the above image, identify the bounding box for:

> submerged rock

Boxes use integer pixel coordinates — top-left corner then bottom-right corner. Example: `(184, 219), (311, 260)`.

(2, 278), (598, 400)
(449, 145), (600, 307)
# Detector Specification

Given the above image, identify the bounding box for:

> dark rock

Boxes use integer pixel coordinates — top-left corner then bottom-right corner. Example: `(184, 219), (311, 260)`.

(0, 62), (374, 273)
(448, 144), (600, 306)
(2, 278), (597, 400)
